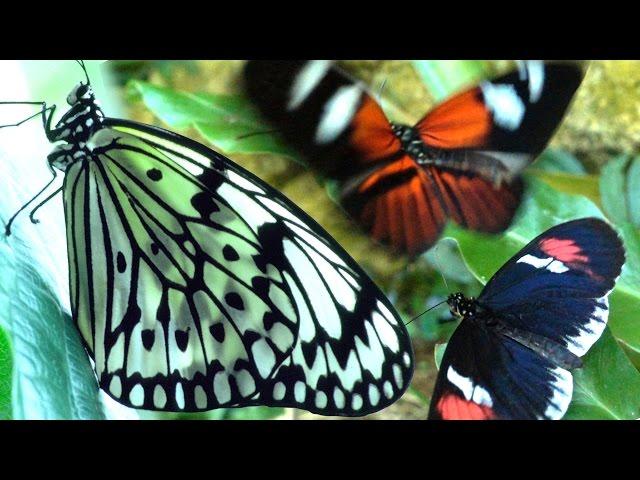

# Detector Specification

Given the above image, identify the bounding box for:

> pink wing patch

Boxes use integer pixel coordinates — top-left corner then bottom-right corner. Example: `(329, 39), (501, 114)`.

(539, 238), (589, 263)
(539, 237), (602, 280)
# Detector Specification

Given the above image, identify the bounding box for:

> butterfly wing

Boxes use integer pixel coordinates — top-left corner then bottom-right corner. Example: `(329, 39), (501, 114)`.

(478, 218), (624, 357)
(428, 320), (573, 420)
(244, 60), (401, 180)
(68, 118), (413, 415)
(416, 61), (585, 176)
(342, 160), (524, 256)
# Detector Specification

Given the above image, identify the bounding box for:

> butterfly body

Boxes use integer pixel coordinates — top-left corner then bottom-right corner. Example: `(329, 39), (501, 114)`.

(429, 218), (625, 420)
(245, 60), (584, 256)
(5, 66), (414, 416)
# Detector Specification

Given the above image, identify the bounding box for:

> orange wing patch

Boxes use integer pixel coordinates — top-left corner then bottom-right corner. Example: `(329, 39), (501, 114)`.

(416, 88), (492, 149)
(349, 96), (402, 163)
(344, 156), (447, 256)
(425, 167), (522, 234)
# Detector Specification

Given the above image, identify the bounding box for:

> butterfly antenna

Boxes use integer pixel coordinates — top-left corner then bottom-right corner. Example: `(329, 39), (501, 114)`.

(76, 60), (91, 85)
(405, 299), (448, 326)
(236, 128), (280, 140)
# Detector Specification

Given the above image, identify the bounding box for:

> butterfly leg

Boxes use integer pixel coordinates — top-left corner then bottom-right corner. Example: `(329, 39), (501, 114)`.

(28, 184), (63, 225)
(3, 163), (59, 236)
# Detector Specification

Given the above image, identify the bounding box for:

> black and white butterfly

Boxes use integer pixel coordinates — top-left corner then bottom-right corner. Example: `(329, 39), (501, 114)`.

(428, 218), (625, 420)
(2, 61), (414, 416)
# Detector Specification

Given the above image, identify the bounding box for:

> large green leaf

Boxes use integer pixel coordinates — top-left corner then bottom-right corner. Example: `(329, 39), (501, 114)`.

(600, 154), (640, 228)
(0, 229), (105, 419)
(565, 328), (640, 419)
(130, 81), (297, 157)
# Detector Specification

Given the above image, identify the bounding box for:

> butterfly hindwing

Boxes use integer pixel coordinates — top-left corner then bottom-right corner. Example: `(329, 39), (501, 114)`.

(429, 321), (573, 420)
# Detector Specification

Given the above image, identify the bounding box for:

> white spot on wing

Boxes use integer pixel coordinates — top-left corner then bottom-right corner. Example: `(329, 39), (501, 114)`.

(368, 384), (380, 407)
(517, 60), (545, 103)
(480, 82), (525, 130)
(213, 372), (231, 404)
(544, 367), (573, 419)
(294, 381), (306, 403)
(288, 60), (332, 110)
(517, 254), (569, 273)
(251, 338), (276, 379)
(372, 311), (400, 353)
(273, 381), (286, 401)
(315, 84), (361, 144)
(315, 391), (328, 409)
(153, 385), (167, 409)
(447, 366), (493, 407)
(566, 296), (609, 356)
(333, 387), (346, 409)
(129, 384), (145, 407)
(109, 376), (122, 398)
(228, 170), (265, 193)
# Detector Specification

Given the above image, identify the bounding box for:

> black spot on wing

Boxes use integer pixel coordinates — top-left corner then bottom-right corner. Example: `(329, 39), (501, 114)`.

(225, 292), (244, 311)
(209, 323), (225, 343)
(175, 329), (190, 351)
(116, 252), (127, 273)
(223, 244), (239, 261)
(191, 191), (220, 217)
(141, 329), (155, 351)
(147, 168), (162, 181)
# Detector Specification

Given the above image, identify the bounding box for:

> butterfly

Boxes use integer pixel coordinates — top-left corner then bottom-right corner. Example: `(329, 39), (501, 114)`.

(1, 61), (414, 416)
(243, 60), (584, 256)
(427, 218), (625, 420)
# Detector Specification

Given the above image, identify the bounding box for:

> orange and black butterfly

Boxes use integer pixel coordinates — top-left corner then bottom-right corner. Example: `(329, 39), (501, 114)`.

(243, 61), (584, 257)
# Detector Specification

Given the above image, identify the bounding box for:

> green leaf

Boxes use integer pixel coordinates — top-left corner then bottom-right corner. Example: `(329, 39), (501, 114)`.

(535, 148), (587, 175)
(0, 239), (105, 419)
(412, 60), (493, 101)
(600, 154), (631, 226)
(627, 157), (640, 227)
(599, 154), (640, 229)
(130, 81), (297, 157)
(443, 176), (640, 358)
(0, 328), (12, 419)
(565, 328), (640, 419)
(434, 343), (446, 370)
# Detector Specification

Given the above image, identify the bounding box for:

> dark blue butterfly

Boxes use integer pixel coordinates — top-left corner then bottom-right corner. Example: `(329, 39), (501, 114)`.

(429, 218), (625, 420)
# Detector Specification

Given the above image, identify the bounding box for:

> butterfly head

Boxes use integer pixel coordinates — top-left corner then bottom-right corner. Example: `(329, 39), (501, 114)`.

(67, 82), (95, 106)
(447, 292), (477, 319)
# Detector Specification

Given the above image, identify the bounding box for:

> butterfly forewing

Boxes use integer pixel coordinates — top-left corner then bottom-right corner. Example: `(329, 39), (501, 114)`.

(479, 218), (624, 356)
